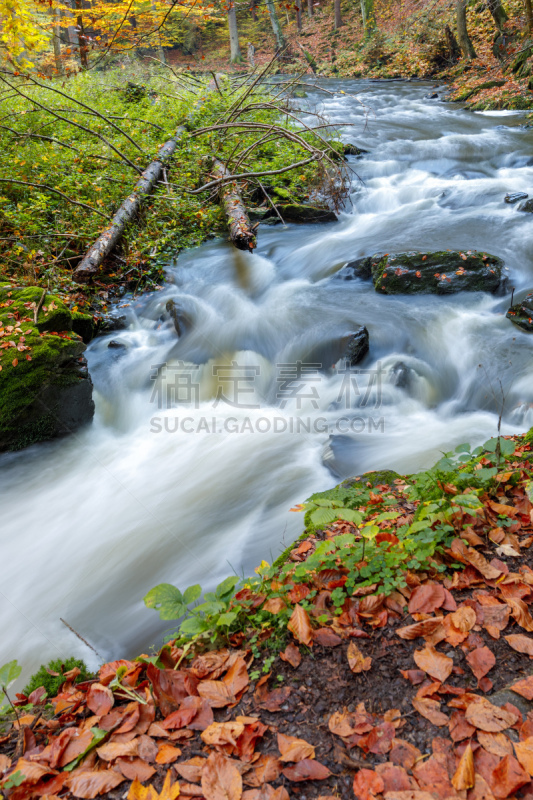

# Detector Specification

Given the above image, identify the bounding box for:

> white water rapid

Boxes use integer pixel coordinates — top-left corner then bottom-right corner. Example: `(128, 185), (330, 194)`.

(2, 79), (533, 687)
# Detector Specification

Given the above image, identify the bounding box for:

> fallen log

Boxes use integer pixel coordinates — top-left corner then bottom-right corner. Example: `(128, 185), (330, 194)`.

(212, 159), (257, 252)
(73, 128), (184, 283)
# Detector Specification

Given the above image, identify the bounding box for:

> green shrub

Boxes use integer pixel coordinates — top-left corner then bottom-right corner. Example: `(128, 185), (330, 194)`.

(23, 657), (92, 699)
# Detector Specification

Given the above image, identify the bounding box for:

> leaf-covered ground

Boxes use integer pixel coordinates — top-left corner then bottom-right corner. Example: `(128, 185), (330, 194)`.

(4, 432), (533, 800)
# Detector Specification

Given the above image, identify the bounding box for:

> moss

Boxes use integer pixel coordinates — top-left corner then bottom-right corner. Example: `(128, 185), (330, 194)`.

(72, 311), (95, 344)
(0, 285), (87, 450)
(23, 657), (93, 700)
(506, 293), (533, 333)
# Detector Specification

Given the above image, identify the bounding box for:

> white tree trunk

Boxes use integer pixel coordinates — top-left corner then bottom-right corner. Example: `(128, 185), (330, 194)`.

(228, 5), (242, 62)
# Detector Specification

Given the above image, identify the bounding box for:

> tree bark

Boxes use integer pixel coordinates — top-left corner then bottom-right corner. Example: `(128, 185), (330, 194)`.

(360, 0), (375, 34)
(334, 0), (343, 28)
(307, 0), (314, 17)
(74, 129), (185, 282)
(525, 0), (533, 31)
(50, 6), (63, 74)
(445, 24), (460, 61)
(296, 0), (302, 30)
(212, 160), (256, 252)
(265, 0), (286, 50)
(73, 0), (88, 68)
(250, 0), (257, 21)
(487, 0), (507, 31)
(456, 0), (477, 57)
(228, 4), (242, 62)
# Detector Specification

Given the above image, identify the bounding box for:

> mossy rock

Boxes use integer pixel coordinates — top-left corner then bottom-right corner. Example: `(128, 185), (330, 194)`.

(72, 311), (95, 344)
(506, 293), (533, 332)
(272, 469), (401, 568)
(368, 251), (505, 294)
(0, 285), (95, 451)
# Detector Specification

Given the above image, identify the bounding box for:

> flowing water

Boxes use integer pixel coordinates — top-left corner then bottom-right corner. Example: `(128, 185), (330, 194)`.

(3, 79), (533, 685)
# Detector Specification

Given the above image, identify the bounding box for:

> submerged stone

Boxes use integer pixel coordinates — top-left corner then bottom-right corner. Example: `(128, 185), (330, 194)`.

(0, 283), (95, 451)
(343, 326), (369, 366)
(519, 198), (533, 212)
(276, 204), (337, 223)
(506, 293), (533, 332)
(505, 192), (528, 204)
(367, 250), (504, 295)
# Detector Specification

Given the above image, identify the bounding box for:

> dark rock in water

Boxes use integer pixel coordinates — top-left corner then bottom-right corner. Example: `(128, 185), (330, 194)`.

(390, 361), (410, 389)
(343, 326), (369, 366)
(165, 298), (193, 336)
(519, 198), (533, 212)
(343, 143), (369, 157)
(506, 293), (533, 332)
(340, 256), (373, 280)
(97, 313), (127, 334)
(276, 204), (337, 223)
(108, 339), (127, 349)
(425, 92), (439, 99)
(367, 250), (505, 295)
(0, 283), (94, 451)
(505, 192), (528, 204)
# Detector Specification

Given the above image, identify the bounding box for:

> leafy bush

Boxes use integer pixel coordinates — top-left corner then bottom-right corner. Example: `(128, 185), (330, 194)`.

(23, 657), (92, 699)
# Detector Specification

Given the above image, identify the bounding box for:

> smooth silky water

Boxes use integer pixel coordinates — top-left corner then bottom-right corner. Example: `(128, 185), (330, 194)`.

(2, 79), (533, 685)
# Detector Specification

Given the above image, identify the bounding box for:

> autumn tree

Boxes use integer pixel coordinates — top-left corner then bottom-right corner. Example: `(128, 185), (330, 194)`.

(334, 0), (343, 29)
(456, 0), (476, 58)
(361, 0), (375, 34)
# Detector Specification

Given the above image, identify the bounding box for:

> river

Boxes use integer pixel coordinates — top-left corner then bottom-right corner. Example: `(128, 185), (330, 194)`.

(2, 79), (533, 687)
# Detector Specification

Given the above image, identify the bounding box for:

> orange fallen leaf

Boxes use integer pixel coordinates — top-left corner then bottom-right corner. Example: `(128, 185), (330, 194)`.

(277, 733), (315, 762)
(287, 604), (313, 646)
(347, 642), (372, 673)
(413, 646), (453, 683)
(452, 743), (475, 790)
(465, 698), (519, 732)
(411, 697), (448, 726)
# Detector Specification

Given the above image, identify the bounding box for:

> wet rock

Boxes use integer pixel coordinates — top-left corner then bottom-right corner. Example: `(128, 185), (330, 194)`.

(96, 313), (128, 334)
(343, 326), (369, 366)
(339, 256), (373, 280)
(519, 198), (533, 212)
(506, 293), (533, 332)
(505, 192), (528, 204)
(165, 299), (193, 336)
(390, 361), (410, 389)
(0, 283), (94, 452)
(367, 250), (505, 295)
(343, 143), (369, 157)
(425, 92), (439, 99)
(276, 204), (337, 223)
(108, 339), (127, 349)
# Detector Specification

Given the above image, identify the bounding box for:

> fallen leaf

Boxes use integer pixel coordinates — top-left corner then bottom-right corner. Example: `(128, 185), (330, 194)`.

(490, 754), (529, 798)
(86, 683), (114, 716)
(67, 770), (124, 799)
(477, 732), (514, 757)
(116, 757), (156, 783)
(348, 642), (372, 673)
(353, 769), (385, 800)
(201, 721), (245, 749)
(202, 751), (242, 800)
(507, 598), (533, 632)
(408, 585), (445, 615)
(505, 634), (533, 657)
(513, 736), (533, 775)
(313, 628), (342, 647)
(397, 618), (444, 640)
(413, 646), (453, 683)
(156, 743), (182, 764)
(466, 647), (496, 682)
(280, 644), (301, 668)
(511, 675), (533, 700)
(411, 697), (448, 726)
(287, 605), (313, 646)
(452, 743), (475, 790)
(96, 739), (139, 761)
(450, 606), (477, 633)
(465, 698), (519, 732)
(277, 733), (315, 762)
(282, 759), (331, 782)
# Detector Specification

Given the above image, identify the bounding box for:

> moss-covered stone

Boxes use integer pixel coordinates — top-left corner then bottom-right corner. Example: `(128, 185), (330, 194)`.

(368, 250), (504, 294)
(72, 311), (95, 344)
(506, 293), (533, 332)
(0, 285), (95, 451)
(276, 204), (338, 223)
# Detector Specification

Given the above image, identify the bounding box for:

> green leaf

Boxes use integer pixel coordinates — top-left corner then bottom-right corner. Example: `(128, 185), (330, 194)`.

(500, 438), (516, 457)
(310, 507), (338, 526)
(483, 437), (498, 453)
(215, 576), (239, 601)
(183, 584), (202, 604)
(337, 509), (363, 524)
(143, 584), (187, 620)
(312, 498), (335, 507)
(216, 611), (238, 627)
(409, 520), (433, 533)
(4, 771), (25, 789)
(180, 616), (209, 636)
(0, 660), (21, 691)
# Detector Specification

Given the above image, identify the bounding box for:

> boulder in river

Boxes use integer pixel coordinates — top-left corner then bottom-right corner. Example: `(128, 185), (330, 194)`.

(276, 204), (337, 223)
(519, 198), (533, 212)
(366, 251), (505, 294)
(505, 192), (528, 204)
(343, 326), (369, 366)
(343, 143), (369, 157)
(0, 283), (95, 451)
(506, 293), (533, 332)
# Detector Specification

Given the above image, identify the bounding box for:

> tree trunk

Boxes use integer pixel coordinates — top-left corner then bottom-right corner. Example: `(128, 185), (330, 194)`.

(265, 0), (286, 50)
(73, 0), (88, 67)
(296, 0), (302, 30)
(445, 24), (460, 61)
(360, 0), (375, 34)
(456, 0), (476, 57)
(334, 0), (343, 28)
(307, 0), (314, 17)
(250, 0), (257, 21)
(50, 6), (63, 74)
(212, 160), (256, 251)
(525, 0), (533, 31)
(228, 4), (242, 61)
(487, 0), (507, 31)
(74, 129), (185, 282)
